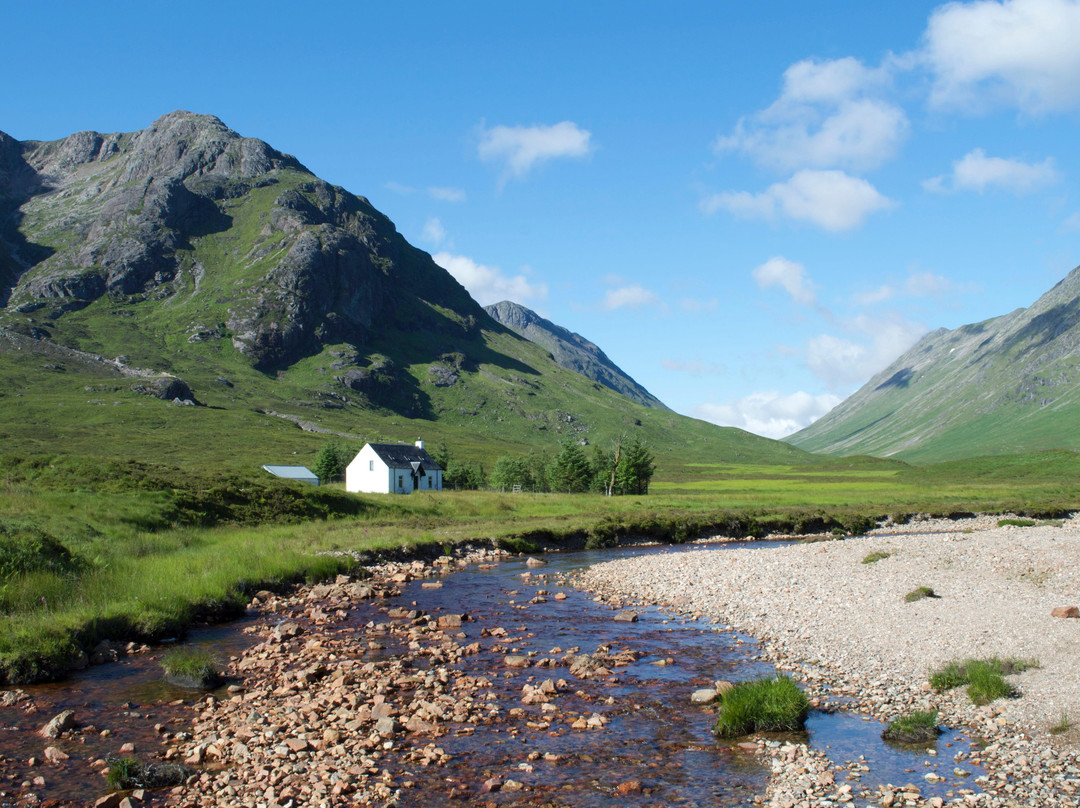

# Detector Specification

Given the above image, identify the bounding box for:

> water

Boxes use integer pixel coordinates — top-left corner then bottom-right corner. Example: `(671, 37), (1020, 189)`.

(0, 541), (986, 806)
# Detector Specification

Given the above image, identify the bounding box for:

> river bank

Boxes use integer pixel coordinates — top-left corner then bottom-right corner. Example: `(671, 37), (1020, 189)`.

(580, 515), (1080, 807)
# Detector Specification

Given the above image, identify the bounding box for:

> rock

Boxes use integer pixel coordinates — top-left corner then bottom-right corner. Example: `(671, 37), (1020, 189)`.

(504, 655), (530, 668)
(613, 611), (639, 623)
(616, 779), (643, 795)
(94, 795), (126, 808)
(438, 614), (466, 629)
(690, 688), (718, 704)
(39, 709), (77, 738)
(1051, 606), (1079, 618)
(525, 556), (547, 567)
(44, 746), (69, 762)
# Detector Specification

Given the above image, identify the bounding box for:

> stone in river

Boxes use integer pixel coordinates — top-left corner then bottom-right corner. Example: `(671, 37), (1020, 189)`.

(613, 611), (639, 623)
(690, 688), (718, 704)
(39, 709), (77, 738)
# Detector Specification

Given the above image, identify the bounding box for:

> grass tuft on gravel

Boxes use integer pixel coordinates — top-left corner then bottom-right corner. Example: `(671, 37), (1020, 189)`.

(904, 586), (936, 602)
(712, 675), (809, 738)
(1050, 713), (1071, 735)
(997, 518), (1037, 527)
(107, 756), (194, 789)
(882, 711), (941, 744)
(929, 657), (1039, 705)
(862, 550), (891, 564)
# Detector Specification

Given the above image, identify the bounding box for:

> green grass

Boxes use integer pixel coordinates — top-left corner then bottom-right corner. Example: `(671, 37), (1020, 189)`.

(882, 711), (941, 744)
(161, 647), (220, 688)
(904, 586), (936, 602)
(929, 657), (1039, 705)
(712, 676), (809, 738)
(1050, 713), (1071, 735)
(997, 518), (1037, 527)
(107, 757), (192, 789)
(862, 550), (891, 564)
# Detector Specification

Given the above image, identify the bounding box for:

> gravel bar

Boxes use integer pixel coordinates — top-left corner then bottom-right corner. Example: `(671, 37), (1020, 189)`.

(578, 515), (1080, 807)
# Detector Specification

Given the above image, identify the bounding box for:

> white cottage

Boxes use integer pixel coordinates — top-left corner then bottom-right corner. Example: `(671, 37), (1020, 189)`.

(346, 440), (443, 494)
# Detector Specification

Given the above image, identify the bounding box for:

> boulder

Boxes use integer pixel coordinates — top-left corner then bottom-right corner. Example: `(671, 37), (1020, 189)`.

(613, 611), (639, 623)
(690, 688), (718, 704)
(1051, 606), (1079, 618)
(39, 709), (77, 738)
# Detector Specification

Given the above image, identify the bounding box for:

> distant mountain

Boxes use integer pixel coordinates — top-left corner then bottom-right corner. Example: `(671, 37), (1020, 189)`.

(484, 300), (669, 410)
(0, 112), (811, 472)
(787, 266), (1080, 462)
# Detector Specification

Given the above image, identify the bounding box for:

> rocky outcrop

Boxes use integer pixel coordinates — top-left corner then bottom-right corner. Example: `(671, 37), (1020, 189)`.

(0, 111), (486, 370)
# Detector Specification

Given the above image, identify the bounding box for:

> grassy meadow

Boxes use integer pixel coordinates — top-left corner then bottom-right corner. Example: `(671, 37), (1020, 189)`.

(2, 447), (1079, 684)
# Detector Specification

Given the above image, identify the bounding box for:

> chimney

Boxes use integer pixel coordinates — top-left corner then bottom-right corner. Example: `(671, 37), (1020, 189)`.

(415, 438), (424, 450)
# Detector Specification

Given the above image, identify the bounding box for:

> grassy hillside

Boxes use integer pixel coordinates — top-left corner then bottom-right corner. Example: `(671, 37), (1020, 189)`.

(788, 267), (1080, 462)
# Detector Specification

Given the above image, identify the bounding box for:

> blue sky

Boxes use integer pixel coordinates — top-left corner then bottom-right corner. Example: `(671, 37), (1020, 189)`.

(4, 0), (1080, 437)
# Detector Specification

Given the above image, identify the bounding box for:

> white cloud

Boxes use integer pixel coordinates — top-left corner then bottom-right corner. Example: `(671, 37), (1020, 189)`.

(477, 121), (593, 185)
(806, 314), (927, 389)
(601, 284), (662, 311)
(432, 252), (547, 306)
(715, 57), (908, 172)
(384, 181), (416, 196)
(384, 182), (466, 202)
(694, 390), (843, 439)
(702, 169), (895, 232)
(752, 257), (817, 306)
(854, 284), (896, 305)
(427, 186), (466, 202)
(422, 217), (447, 246)
(903, 271), (953, 297)
(924, 148), (1059, 194)
(922, 0), (1080, 113)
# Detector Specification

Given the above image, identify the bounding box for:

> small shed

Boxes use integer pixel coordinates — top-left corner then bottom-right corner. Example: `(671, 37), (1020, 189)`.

(262, 465), (320, 486)
(345, 440), (442, 494)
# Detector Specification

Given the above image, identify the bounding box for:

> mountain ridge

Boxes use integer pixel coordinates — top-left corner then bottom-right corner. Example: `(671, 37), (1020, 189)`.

(787, 265), (1080, 462)
(484, 300), (669, 410)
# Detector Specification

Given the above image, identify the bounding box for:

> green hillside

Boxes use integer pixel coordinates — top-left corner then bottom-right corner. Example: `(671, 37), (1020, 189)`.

(0, 112), (810, 477)
(788, 266), (1080, 463)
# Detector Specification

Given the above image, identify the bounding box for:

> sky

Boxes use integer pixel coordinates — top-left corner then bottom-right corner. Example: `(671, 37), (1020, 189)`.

(3, 0), (1080, 438)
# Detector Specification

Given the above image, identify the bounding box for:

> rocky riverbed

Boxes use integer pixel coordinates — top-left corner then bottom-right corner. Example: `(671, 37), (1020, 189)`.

(580, 515), (1080, 807)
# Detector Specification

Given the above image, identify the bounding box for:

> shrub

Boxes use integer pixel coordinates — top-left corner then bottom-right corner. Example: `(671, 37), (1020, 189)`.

(882, 711), (941, 744)
(161, 647), (221, 689)
(862, 551), (891, 564)
(713, 676), (809, 738)
(904, 586), (936, 602)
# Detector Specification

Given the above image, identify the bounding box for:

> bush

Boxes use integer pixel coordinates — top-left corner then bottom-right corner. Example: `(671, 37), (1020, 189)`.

(311, 442), (352, 484)
(862, 551), (891, 564)
(882, 711), (941, 744)
(713, 676), (809, 738)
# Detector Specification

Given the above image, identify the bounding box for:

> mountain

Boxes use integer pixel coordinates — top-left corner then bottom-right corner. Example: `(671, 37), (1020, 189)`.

(484, 300), (669, 411)
(0, 111), (812, 474)
(787, 265), (1080, 462)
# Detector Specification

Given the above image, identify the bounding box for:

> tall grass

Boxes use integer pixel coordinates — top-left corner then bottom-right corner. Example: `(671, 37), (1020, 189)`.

(713, 676), (809, 738)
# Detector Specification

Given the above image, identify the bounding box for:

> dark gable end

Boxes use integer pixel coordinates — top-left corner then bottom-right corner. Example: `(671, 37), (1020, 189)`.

(367, 443), (442, 471)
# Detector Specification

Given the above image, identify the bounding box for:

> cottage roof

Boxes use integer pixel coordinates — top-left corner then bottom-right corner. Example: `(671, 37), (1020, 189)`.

(367, 443), (442, 471)
(262, 465), (320, 484)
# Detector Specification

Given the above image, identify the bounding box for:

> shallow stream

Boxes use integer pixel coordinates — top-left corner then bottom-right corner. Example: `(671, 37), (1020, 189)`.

(0, 540), (986, 806)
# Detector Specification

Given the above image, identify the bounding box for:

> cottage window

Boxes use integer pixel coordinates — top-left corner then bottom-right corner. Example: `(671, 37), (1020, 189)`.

(369, 460), (374, 471)
(398, 475), (403, 489)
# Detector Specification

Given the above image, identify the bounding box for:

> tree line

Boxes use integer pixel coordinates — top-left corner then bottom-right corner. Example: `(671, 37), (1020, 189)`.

(311, 437), (656, 495)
